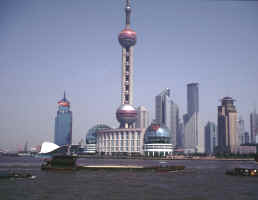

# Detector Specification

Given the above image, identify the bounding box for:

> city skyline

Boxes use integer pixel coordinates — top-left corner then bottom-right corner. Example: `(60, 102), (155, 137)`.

(1, 0), (258, 150)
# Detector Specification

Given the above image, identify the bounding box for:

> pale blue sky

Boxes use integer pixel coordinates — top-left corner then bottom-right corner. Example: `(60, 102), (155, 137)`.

(0, 0), (258, 150)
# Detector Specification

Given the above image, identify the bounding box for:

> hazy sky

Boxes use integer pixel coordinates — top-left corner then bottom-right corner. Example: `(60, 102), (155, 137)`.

(0, 0), (258, 151)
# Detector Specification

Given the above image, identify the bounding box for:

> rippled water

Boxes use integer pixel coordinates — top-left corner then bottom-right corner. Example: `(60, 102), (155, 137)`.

(1, 157), (258, 200)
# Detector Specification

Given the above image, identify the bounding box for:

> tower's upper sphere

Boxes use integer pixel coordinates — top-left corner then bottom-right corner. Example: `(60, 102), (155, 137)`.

(116, 104), (137, 124)
(118, 28), (137, 48)
(125, 5), (131, 13)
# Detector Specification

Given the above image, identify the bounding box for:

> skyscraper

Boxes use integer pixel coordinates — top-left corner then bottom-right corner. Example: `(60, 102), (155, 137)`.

(187, 83), (199, 116)
(237, 117), (245, 145)
(136, 106), (149, 129)
(170, 100), (180, 146)
(155, 88), (171, 128)
(250, 110), (258, 144)
(54, 92), (72, 146)
(155, 89), (180, 146)
(184, 83), (199, 152)
(217, 97), (238, 153)
(204, 122), (216, 154)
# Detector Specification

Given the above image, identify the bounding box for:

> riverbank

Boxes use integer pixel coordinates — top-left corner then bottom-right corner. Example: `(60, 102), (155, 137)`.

(78, 155), (255, 161)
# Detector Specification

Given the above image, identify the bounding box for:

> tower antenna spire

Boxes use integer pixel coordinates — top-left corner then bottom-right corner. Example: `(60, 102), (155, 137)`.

(64, 91), (66, 100)
(125, 0), (131, 27)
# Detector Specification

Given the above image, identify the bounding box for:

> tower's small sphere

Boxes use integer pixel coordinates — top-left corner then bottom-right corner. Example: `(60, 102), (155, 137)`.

(116, 104), (137, 125)
(125, 6), (131, 13)
(118, 28), (137, 48)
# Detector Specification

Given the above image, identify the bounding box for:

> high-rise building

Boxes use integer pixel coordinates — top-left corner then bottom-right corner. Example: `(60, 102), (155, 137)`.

(250, 110), (258, 144)
(187, 83), (199, 115)
(177, 122), (184, 147)
(96, 0), (145, 155)
(136, 106), (149, 129)
(244, 132), (250, 144)
(237, 117), (245, 145)
(183, 83), (199, 152)
(155, 89), (180, 146)
(204, 122), (216, 154)
(155, 88), (171, 128)
(54, 92), (72, 146)
(170, 100), (179, 146)
(217, 97), (238, 153)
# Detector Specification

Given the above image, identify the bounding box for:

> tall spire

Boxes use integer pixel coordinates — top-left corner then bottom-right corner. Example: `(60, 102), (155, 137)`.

(125, 0), (131, 27)
(64, 91), (66, 101)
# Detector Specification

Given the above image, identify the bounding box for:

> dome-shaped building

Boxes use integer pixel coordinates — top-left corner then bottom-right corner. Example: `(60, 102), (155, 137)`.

(85, 124), (111, 154)
(144, 122), (174, 157)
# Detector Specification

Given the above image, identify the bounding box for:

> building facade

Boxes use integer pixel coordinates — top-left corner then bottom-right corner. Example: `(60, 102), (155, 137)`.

(183, 83), (199, 152)
(54, 92), (72, 146)
(217, 97), (238, 153)
(97, 128), (145, 155)
(250, 110), (258, 144)
(204, 122), (216, 154)
(136, 106), (149, 129)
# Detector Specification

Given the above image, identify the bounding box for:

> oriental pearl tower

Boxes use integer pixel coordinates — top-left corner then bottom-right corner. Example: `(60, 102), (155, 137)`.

(116, 0), (137, 129)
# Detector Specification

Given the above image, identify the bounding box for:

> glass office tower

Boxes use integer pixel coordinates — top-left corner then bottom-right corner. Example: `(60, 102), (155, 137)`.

(54, 92), (72, 146)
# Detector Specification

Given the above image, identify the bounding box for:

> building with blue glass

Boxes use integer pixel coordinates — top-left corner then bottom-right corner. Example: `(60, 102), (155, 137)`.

(204, 121), (216, 154)
(54, 92), (72, 146)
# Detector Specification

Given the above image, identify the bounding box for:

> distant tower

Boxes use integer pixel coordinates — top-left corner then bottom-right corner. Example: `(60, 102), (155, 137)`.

(170, 100), (180, 146)
(250, 110), (258, 144)
(54, 92), (72, 146)
(237, 117), (245, 145)
(217, 97), (238, 153)
(136, 106), (149, 129)
(204, 122), (216, 154)
(155, 88), (171, 127)
(116, 0), (137, 129)
(184, 83), (199, 152)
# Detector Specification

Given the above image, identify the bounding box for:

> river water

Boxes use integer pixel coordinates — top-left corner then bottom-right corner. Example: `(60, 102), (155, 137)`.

(0, 156), (258, 200)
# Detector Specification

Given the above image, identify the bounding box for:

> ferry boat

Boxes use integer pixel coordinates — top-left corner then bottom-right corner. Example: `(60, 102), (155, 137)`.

(226, 168), (258, 176)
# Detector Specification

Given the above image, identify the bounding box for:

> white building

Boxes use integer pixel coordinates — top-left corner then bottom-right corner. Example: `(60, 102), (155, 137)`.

(96, 128), (145, 155)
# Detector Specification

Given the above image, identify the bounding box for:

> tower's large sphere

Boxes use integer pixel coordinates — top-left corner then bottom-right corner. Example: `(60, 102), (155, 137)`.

(118, 28), (137, 48)
(116, 104), (137, 125)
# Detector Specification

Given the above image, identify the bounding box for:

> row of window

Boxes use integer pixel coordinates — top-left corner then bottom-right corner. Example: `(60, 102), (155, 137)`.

(99, 132), (141, 140)
(98, 140), (141, 147)
(98, 146), (141, 152)
(144, 145), (173, 150)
